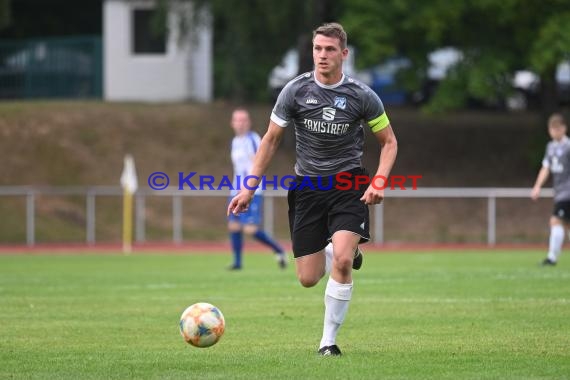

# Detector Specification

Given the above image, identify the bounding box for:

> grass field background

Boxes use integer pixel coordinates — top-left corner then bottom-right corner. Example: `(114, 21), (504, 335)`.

(1, 250), (568, 379)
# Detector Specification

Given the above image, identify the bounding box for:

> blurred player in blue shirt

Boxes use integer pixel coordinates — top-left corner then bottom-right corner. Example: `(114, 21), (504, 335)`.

(227, 108), (287, 270)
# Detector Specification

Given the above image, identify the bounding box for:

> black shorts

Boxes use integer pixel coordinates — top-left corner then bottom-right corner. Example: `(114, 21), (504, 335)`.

(553, 200), (570, 222)
(287, 167), (370, 258)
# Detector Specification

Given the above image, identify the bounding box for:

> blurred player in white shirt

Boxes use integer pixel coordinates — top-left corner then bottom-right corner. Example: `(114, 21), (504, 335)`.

(227, 108), (287, 270)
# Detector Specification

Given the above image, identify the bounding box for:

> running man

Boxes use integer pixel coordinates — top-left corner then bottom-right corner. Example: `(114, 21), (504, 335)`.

(228, 23), (397, 355)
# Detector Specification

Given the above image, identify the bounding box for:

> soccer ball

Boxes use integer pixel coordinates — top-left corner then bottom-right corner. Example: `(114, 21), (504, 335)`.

(179, 302), (225, 348)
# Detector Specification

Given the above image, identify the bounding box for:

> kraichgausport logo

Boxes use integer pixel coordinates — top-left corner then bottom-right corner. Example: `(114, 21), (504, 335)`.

(147, 172), (422, 191)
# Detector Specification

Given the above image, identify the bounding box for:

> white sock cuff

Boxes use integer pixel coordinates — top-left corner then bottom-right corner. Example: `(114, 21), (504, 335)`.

(324, 243), (334, 257)
(325, 277), (353, 301)
(324, 243), (333, 275)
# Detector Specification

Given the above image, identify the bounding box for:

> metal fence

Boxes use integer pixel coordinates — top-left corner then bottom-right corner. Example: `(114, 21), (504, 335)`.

(0, 186), (554, 247)
(0, 35), (102, 99)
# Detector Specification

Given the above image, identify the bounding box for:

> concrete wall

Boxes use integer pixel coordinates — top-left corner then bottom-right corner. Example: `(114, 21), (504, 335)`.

(104, 0), (212, 102)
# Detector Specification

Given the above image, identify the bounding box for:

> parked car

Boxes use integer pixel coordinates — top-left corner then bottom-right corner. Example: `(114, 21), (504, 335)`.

(267, 48), (299, 101)
(364, 56), (412, 106)
(364, 48), (462, 107)
(507, 61), (570, 110)
(268, 46), (366, 101)
(411, 47), (464, 105)
(412, 46), (570, 110)
(0, 43), (95, 98)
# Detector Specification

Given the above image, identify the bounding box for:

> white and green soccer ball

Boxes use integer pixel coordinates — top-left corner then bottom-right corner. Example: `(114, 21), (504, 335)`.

(179, 302), (225, 348)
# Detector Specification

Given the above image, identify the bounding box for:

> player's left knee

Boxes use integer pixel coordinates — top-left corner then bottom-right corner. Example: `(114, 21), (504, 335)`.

(242, 225), (259, 235)
(333, 254), (353, 272)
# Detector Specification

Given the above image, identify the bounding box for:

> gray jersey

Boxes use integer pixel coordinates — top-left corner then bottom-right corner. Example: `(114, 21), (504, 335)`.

(270, 71), (390, 176)
(542, 136), (570, 202)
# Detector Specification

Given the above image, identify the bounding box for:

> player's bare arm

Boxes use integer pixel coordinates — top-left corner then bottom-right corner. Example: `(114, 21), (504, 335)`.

(360, 124), (398, 205)
(227, 121), (285, 215)
(531, 166), (550, 200)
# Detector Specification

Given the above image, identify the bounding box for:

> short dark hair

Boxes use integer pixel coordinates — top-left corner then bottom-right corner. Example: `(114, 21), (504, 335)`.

(232, 107), (249, 114)
(312, 22), (347, 49)
(548, 113), (567, 128)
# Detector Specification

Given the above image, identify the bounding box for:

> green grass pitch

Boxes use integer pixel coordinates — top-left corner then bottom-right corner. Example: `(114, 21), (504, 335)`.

(1, 250), (568, 379)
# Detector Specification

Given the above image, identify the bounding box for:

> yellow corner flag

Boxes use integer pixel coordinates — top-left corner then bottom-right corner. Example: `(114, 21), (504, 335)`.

(120, 154), (138, 254)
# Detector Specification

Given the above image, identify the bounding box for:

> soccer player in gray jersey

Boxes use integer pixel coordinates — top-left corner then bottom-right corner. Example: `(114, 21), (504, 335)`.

(228, 22), (397, 355)
(532, 113), (570, 265)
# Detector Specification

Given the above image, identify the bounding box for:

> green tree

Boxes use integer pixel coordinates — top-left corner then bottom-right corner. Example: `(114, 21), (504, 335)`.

(0, 0), (101, 38)
(162, 0), (341, 101)
(207, 0), (306, 101)
(342, 0), (570, 115)
(0, 0), (10, 31)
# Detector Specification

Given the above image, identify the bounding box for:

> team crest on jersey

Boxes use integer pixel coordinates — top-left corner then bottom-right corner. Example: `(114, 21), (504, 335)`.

(334, 96), (347, 110)
(322, 107), (336, 121)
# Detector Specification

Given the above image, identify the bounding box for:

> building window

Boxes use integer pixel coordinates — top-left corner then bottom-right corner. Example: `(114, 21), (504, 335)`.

(132, 9), (166, 54)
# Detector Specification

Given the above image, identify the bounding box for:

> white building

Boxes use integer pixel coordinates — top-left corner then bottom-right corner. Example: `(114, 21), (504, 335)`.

(103, 0), (212, 102)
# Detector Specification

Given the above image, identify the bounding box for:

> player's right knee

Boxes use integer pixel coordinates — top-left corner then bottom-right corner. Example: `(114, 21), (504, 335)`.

(333, 255), (353, 271)
(242, 224), (258, 235)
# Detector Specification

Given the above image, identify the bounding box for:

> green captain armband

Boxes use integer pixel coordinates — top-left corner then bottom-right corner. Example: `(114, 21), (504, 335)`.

(368, 113), (390, 133)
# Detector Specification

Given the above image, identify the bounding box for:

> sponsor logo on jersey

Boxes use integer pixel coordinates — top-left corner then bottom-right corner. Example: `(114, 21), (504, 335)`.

(306, 98), (318, 104)
(334, 96), (347, 110)
(304, 118), (350, 135)
(322, 107), (336, 121)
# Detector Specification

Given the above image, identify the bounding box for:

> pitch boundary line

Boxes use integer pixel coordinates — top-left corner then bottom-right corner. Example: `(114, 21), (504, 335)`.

(0, 241), (545, 255)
